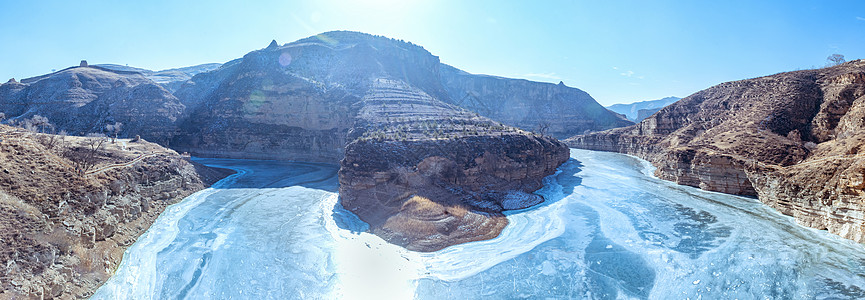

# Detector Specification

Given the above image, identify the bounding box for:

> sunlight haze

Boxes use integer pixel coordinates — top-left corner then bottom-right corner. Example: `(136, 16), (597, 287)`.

(1, 0), (863, 105)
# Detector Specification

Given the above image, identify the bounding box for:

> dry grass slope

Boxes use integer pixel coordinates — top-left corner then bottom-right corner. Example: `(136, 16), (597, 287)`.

(0, 125), (230, 299)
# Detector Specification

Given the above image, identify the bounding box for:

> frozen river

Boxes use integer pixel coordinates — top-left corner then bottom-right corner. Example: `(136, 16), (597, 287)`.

(92, 149), (865, 299)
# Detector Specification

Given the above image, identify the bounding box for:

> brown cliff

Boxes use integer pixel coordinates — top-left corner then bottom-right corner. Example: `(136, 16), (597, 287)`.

(567, 60), (865, 242)
(0, 125), (231, 298)
(340, 79), (569, 251)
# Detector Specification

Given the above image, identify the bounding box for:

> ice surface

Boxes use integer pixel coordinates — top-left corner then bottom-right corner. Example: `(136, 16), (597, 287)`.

(93, 151), (865, 299)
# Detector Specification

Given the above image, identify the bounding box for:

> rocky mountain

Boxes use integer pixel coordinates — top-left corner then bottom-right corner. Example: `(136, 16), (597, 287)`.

(0, 125), (230, 298)
(0, 31), (620, 251)
(567, 60), (865, 242)
(170, 31), (570, 250)
(96, 63), (223, 92)
(439, 64), (633, 138)
(607, 96), (680, 122)
(0, 63), (183, 144)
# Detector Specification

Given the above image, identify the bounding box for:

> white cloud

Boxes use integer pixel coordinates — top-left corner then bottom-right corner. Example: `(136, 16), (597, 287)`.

(620, 70), (635, 77)
(612, 66), (619, 70)
(523, 72), (561, 80)
(857, 16), (865, 21)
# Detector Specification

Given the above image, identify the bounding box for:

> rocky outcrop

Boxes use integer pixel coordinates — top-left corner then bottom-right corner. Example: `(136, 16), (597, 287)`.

(0, 125), (231, 299)
(439, 64), (632, 139)
(339, 79), (569, 251)
(0, 66), (184, 144)
(567, 60), (865, 242)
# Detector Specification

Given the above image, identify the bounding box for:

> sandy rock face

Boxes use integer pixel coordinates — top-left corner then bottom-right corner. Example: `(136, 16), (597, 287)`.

(567, 60), (865, 242)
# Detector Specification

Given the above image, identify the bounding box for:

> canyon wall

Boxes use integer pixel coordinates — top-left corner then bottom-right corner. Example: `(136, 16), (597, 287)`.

(567, 60), (865, 242)
(0, 125), (231, 298)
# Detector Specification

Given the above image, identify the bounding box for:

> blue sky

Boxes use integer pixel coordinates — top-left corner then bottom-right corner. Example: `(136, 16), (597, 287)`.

(1, 0), (863, 105)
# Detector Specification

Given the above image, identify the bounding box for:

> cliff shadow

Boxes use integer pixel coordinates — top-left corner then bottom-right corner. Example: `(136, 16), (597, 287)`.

(331, 197), (371, 233)
(554, 158), (584, 198)
(505, 157), (583, 215)
(193, 158), (339, 192)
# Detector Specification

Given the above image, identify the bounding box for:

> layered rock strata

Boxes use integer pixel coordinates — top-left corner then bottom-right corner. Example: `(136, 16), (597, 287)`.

(567, 60), (865, 242)
(340, 79), (569, 251)
(0, 125), (231, 298)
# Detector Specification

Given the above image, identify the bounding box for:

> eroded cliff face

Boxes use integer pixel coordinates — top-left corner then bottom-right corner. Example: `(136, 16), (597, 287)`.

(170, 60), (357, 162)
(0, 125), (231, 299)
(339, 79), (569, 251)
(0, 66), (184, 144)
(567, 60), (865, 242)
(439, 64), (633, 139)
(171, 31), (454, 161)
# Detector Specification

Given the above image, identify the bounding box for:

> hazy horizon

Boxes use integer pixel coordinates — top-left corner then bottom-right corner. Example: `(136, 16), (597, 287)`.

(1, 0), (863, 106)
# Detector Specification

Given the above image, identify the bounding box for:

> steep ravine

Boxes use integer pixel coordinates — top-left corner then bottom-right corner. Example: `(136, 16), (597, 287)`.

(567, 59), (865, 242)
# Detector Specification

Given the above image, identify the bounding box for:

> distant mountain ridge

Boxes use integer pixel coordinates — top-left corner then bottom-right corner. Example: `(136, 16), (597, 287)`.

(0, 65), (183, 144)
(607, 96), (680, 121)
(96, 63), (222, 92)
(440, 64), (632, 139)
(96, 63), (222, 83)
